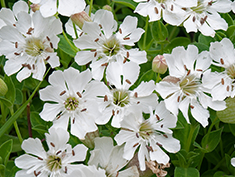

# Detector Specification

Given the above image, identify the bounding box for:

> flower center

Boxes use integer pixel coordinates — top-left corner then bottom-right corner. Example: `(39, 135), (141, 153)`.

(46, 155), (62, 172)
(139, 120), (154, 140)
(227, 64), (235, 80)
(64, 97), (79, 111)
(102, 36), (120, 57)
(113, 90), (129, 107)
(156, 0), (166, 3)
(191, 0), (207, 14)
(179, 74), (200, 96)
(25, 37), (45, 57)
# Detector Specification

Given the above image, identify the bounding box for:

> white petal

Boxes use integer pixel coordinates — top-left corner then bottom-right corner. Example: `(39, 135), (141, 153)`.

(39, 0), (57, 18)
(13, 1), (29, 16)
(191, 100), (209, 127)
(58, 0), (86, 16)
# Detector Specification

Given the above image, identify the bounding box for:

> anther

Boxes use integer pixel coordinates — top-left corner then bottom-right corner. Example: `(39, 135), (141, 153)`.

(227, 85), (230, 91)
(112, 110), (115, 116)
(65, 166), (68, 174)
(171, 5), (173, 11)
(26, 27), (34, 35)
(77, 92), (82, 98)
(192, 16), (196, 22)
(90, 49), (96, 52)
(56, 115), (61, 120)
(133, 143), (139, 147)
(196, 69), (203, 72)
(117, 110), (119, 114)
(161, 4), (165, 9)
(204, 16), (208, 22)
(34, 171), (41, 176)
(99, 24), (102, 28)
(15, 42), (18, 48)
(94, 38), (99, 42)
(156, 142), (162, 147)
(137, 101), (140, 104)
(146, 145), (154, 152)
(104, 95), (108, 102)
(154, 7), (159, 14)
(123, 37), (130, 40)
(50, 142), (55, 147)
(123, 57), (127, 63)
(220, 58), (224, 65)
(45, 56), (50, 61)
(46, 36), (50, 41)
(134, 92), (138, 98)
(184, 65), (187, 70)
(50, 42), (53, 48)
(177, 96), (180, 102)
(163, 134), (168, 138)
(13, 24), (16, 27)
(73, 118), (75, 124)
(136, 133), (139, 138)
(125, 79), (131, 84)
(94, 52), (97, 57)
(221, 78), (224, 85)
(156, 114), (160, 120)
(79, 32), (83, 37)
(116, 171), (119, 177)
(127, 51), (130, 58)
(200, 18), (205, 25)
(56, 150), (61, 155)
(182, 7), (187, 10)
(32, 64), (35, 70)
(161, 124), (163, 128)
(208, 1), (212, 6)
(119, 28), (122, 34)
(81, 108), (87, 112)
(186, 70), (191, 76)
(14, 52), (21, 55)
(60, 90), (66, 96)
(190, 105), (194, 109)
(72, 150), (75, 156)
(101, 63), (108, 67)
(26, 64), (31, 70)
(37, 157), (43, 160)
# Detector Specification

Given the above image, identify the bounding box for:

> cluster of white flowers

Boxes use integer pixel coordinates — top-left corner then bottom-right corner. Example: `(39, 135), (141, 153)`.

(0, 0), (235, 176)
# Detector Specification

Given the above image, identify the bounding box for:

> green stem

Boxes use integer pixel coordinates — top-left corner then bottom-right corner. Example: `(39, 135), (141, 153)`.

(197, 152), (205, 171)
(0, 0), (6, 7)
(185, 124), (197, 153)
(10, 108), (23, 144)
(73, 22), (79, 39)
(62, 29), (78, 52)
(0, 68), (51, 139)
(89, 0), (94, 16)
(156, 73), (161, 83)
(143, 16), (149, 50)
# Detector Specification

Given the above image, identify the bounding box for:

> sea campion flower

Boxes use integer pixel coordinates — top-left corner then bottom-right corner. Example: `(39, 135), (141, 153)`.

(156, 45), (226, 127)
(0, 10), (62, 82)
(88, 137), (139, 177)
(39, 67), (107, 139)
(96, 62), (158, 128)
(182, 0), (231, 37)
(202, 38), (235, 101)
(133, 0), (196, 25)
(15, 127), (88, 177)
(68, 165), (106, 177)
(74, 9), (147, 80)
(29, 0), (86, 17)
(115, 102), (180, 171)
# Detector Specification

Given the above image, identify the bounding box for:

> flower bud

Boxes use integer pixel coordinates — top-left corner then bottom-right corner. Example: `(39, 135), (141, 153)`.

(80, 130), (99, 149)
(152, 55), (167, 74)
(103, 5), (112, 11)
(71, 11), (92, 29)
(30, 3), (40, 12)
(0, 78), (8, 96)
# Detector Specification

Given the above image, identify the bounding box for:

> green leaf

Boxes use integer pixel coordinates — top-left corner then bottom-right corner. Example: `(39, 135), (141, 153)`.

(0, 97), (12, 108)
(229, 124), (235, 137)
(198, 33), (215, 46)
(174, 167), (200, 177)
(201, 128), (223, 153)
(0, 134), (21, 153)
(14, 88), (23, 105)
(3, 75), (15, 105)
(136, 70), (157, 86)
(58, 34), (77, 58)
(112, 0), (138, 10)
(192, 42), (209, 53)
(0, 164), (5, 177)
(213, 171), (233, 177)
(0, 139), (13, 166)
(138, 23), (153, 51)
(151, 20), (168, 43)
(165, 37), (191, 52)
(221, 13), (234, 26)
(217, 97), (235, 124)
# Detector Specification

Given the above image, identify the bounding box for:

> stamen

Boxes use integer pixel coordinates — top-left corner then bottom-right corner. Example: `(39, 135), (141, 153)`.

(72, 150), (75, 156)
(56, 115), (61, 120)
(99, 24), (102, 28)
(208, 1), (212, 6)
(154, 7), (159, 14)
(117, 110), (119, 114)
(137, 101), (140, 104)
(171, 5), (173, 11)
(161, 4), (165, 9)
(81, 108), (87, 112)
(133, 143), (139, 147)
(163, 134), (168, 138)
(146, 145), (154, 152)
(134, 92), (138, 98)
(13, 24), (16, 27)
(32, 64), (35, 70)
(14, 52), (21, 55)
(123, 37), (130, 40)
(46, 36), (50, 41)
(184, 65), (187, 70)
(104, 95), (108, 102)
(90, 49), (96, 52)
(192, 16), (196, 22)
(76, 92), (82, 98)
(50, 142), (55, 147)
(220, 58), (224, 65)
(156, 114), (160, 120)
(101, 63), (108, 67)
(60, 90), (66, 96)
(119, 28), (122, 34)
(56, 150), (61, 155)
(227, 85), (230, 91)
(116, 171), (119, 177)
(123, 57), (127, 63)
(186, 70), (191, 76)
(45, 56), (50, 61)
(203, 16), (208, 22)
(15, 42), (18, 48)
(26, 27), (34, 35)
(94, 52), (97, 57)
(125, 79), (131, 84)
(38, 157), (43, 160)
(221, 78), (224, 85)
(73, 118), (75, 124)
(177, 96), (180, 102)
(200, 18), (205, 25)
(94, 38), (99, 42)
(136, 133), (139, 138)
(65, 166), (67, 174)
(79, 32), (83, 36)
(161, 124), (163, 128)
(112, 110), (115, 116)
(127, 51), (130, 58)
(190, 105), (194, 109)
(196, 69), (203, 72)
(156, 142), (162, 147)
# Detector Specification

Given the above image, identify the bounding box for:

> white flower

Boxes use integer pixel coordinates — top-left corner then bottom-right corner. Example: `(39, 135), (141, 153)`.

(156, 45), (226, 127)
(88, 137), (139, 177)
(0, 10), (62, 82)
(133, 0), (194, 25)
(202, 38), (235, 101)
(182, 0), (231, 37)
(39, 67), (107, 139)
(114, 102), (180, 171)
(96, 62), (158, 128)
(74, 9), (147, 80)
(15, 127), (88, 177)
(67, 165), (106, 177)
(232, 158), (235, 167)
(29, 0), (86, 17)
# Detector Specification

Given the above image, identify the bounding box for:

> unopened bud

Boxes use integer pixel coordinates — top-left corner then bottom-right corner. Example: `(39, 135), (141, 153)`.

(152, 55), (167, 74)
(71, 11), (92, 29)
(80, 130), (99, 149)
(103, 5), (112, 11)
(0, 78), (8, 96)
(30, 3), (40, 12)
